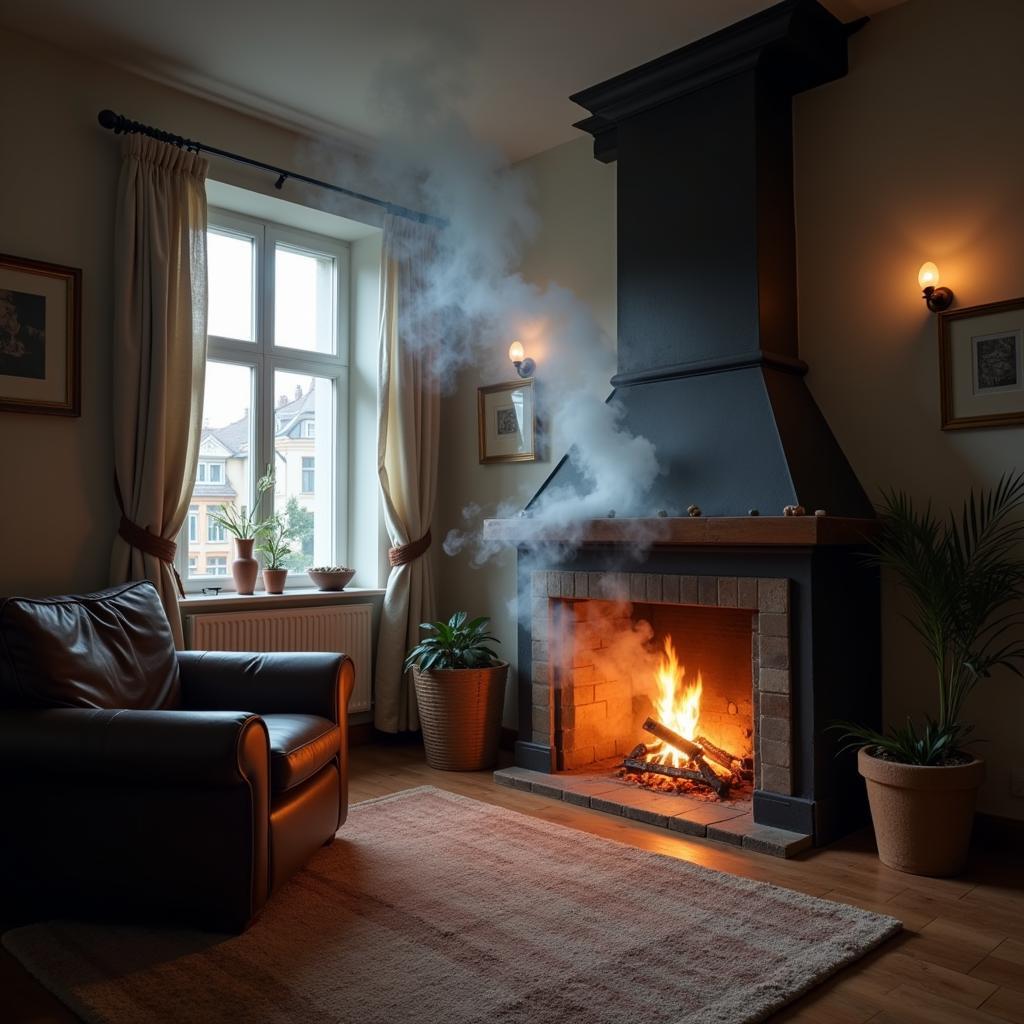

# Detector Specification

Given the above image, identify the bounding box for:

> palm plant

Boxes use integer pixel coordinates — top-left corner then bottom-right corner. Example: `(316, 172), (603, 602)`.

(835, 472), (1024, 765)
(404, 613), (501, 673)
(208, 465), (276, 540)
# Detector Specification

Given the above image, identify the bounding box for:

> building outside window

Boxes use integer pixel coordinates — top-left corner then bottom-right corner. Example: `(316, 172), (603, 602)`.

(179, 209), (348, 588)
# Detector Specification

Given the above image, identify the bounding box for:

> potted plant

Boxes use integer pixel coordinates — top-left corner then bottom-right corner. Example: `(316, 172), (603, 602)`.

(404, 613), (508, 771)
(836, 473), (1024, 876)
(208, 465), (275, 595)
(256, 516), (294, 595)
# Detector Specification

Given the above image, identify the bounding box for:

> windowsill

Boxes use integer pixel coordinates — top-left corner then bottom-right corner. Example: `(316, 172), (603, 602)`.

(179, 586), (386, 614)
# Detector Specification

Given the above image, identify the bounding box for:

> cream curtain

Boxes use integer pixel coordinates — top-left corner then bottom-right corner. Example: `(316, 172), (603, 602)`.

(109, 136), (209, 648)
(375, 215), (441, 732)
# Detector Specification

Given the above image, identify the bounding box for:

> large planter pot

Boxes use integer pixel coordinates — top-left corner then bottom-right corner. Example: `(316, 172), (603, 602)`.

(413, 663), (508, 771)
(858, 747), (985, 877)
(231, 538), (259, 595)
(262, 568), (288, 595)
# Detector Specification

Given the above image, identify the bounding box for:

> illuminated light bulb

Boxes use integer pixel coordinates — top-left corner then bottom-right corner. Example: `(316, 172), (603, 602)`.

(918, 262), (940, 289)
(508, 340), (525, 362)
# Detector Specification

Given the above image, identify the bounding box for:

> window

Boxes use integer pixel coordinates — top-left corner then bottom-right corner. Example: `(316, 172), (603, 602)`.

(180, 209), (348, 589)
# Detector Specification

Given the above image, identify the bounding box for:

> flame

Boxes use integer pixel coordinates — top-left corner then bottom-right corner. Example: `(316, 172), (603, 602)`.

(648, 635), (703, 768)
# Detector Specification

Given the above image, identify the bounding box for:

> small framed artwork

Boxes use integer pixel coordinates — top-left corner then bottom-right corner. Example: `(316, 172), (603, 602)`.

(939, 297), (1024, 430)
(0, 253), (81, 416)
(478, 379), (536, 464)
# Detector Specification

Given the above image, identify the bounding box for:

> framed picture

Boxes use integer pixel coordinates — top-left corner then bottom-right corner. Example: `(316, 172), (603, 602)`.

(939, 297), (1024, 430)
(0, 253), (81, 416)
(478, 379), (536, 464)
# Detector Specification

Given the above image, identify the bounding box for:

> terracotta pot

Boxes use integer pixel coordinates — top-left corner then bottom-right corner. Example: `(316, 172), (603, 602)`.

(231, 538), (259, 595)
(858, 747), (985, 877)
(412, 663), (508, 771)
(262, 568), (288, 595)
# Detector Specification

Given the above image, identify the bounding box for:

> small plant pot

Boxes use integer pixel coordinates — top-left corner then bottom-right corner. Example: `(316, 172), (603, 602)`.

(858, 747), (985, 877)
(262, 568), (288, 595)
(412, 663), (508, 771)
(232, 538), (259, 596)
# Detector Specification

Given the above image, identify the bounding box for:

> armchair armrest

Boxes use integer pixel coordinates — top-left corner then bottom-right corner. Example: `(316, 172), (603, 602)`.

(178, 651), (354, 724)
(0, 708), (268, 786)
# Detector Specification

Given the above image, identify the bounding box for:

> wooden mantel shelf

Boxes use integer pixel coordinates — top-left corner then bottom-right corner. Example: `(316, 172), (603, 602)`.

(481, 515), (879, 548)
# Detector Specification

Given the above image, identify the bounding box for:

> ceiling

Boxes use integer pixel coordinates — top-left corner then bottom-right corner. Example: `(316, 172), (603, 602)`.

(2, 0), (906, 161)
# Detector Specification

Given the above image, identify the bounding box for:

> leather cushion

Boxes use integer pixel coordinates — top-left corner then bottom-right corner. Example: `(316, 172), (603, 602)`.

(0, 582), (181, 710)
(264, 713), (340, 793)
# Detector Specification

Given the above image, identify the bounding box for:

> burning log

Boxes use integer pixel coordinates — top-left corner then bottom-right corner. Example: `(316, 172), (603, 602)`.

(696, 735), (753, 779)
(642, 717), (703, 760)
(622, 756), (731, 798)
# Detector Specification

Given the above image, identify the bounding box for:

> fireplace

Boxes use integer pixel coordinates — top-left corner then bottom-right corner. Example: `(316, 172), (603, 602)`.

(489, 1), (882, 856)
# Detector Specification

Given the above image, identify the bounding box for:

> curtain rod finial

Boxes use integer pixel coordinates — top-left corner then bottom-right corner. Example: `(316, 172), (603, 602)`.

(98, 109), (120, 130)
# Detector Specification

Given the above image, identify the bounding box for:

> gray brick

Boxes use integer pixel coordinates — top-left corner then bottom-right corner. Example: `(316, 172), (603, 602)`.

(531, 571), (547, 596)
(759, 612), (790, 638)
(737, 577), (758, 609)
(531, 782), (566, 801)
(708, 814), (754, 846)
(759, 635), (790, 670)
(646, 574), (663, 603)
(742, 826), (812, 858)
(531, 660), (549, 686)
(760, 692), (791, 718)
(699, 576), (718, 605)
(559, 571), (575, 597)
(531, 704), (550, 735)
(717, 577), (738, 607)
(590, 796), (626, 816)
(762, 764), (793, 795)
(760, 667), (791, 694)
(758, 578), (789, 613)
(680, 576), (699, 605)
(531, 683), (549, 708)
(630, 574), (648, 601)
(661, 574), (680, 604)
(666, 816), (708, 837)
(531, 639), (548, 662)
(759, 716), (790, 743)
(547, 571), (561, 597)
(760, 738), (790, 768)
(574, 573), (590, 598)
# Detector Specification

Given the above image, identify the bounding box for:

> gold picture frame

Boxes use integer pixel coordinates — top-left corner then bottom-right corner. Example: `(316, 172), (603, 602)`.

(478, 379), (536, 464)
(0, 253), (81, 416)
(939, 297), (1024, 430)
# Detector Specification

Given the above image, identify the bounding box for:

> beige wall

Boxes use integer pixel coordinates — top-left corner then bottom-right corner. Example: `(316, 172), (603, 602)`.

(435, 138), (616, 725)
(0, 29), (377, 597)
(437, 0), (1024, 818)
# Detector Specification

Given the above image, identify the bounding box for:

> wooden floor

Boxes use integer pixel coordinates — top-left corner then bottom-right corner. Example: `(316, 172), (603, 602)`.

(5, 741), (1024, 1023)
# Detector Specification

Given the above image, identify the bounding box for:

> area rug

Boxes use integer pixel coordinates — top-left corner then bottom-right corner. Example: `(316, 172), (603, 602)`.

(3, 786), (900, 1024)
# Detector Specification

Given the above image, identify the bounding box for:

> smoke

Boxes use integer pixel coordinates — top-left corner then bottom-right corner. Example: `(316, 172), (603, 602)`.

(364, 22), (663, 556)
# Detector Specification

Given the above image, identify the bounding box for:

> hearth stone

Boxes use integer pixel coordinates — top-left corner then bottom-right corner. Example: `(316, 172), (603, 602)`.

(493, 766), (812, 858)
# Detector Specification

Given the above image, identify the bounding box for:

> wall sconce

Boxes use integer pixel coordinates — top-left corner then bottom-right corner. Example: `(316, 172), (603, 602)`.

(508, 340), (535, 378)
(918, 262), (954, 312)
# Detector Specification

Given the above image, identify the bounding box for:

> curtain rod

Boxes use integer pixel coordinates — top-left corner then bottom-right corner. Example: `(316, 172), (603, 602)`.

(97, 109), (445, 228)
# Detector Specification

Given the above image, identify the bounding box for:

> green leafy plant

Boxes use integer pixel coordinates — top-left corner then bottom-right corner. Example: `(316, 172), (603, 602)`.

(404, 612), (501, 673)
(835, 472), (1024, 765)
(256, 516), (294, 571)
(208, 465), (276, 540)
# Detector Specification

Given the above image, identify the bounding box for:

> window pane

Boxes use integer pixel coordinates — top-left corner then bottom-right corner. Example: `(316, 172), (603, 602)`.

(208, 230), (255, 342)
(189, 361), (254, 580)
(274, 244), (335, 354)
(273, 370), (334, 571)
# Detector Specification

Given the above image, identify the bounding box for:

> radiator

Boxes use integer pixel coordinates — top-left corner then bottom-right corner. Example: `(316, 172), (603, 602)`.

(186, 604), (373, 713)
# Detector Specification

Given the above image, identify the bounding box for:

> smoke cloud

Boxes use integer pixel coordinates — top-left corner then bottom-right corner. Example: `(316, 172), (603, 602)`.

(363, 23), (663, 558)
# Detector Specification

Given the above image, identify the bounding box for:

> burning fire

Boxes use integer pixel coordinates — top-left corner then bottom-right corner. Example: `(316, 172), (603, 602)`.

(648, 636), (702, 768)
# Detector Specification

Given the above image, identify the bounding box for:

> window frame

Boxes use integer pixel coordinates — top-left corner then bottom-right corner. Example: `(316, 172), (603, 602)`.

(179, 209), (350, 593)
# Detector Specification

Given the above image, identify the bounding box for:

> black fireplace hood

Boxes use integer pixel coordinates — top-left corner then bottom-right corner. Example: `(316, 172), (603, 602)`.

(529, 0), (873, 519)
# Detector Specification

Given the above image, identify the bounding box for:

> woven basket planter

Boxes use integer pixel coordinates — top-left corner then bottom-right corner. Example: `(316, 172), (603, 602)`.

(413, 663), (508, 771)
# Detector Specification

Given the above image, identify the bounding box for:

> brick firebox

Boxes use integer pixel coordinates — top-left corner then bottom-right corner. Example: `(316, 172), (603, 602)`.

(532, 570), (794, 797)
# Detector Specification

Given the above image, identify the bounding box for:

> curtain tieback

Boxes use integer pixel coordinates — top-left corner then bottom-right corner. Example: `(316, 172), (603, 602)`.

(118, 515), (186, 598)
(389, 528), (432, 567)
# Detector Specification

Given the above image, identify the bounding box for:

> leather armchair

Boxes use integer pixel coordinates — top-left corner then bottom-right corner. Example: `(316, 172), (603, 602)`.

(0, 581), (355, 932)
